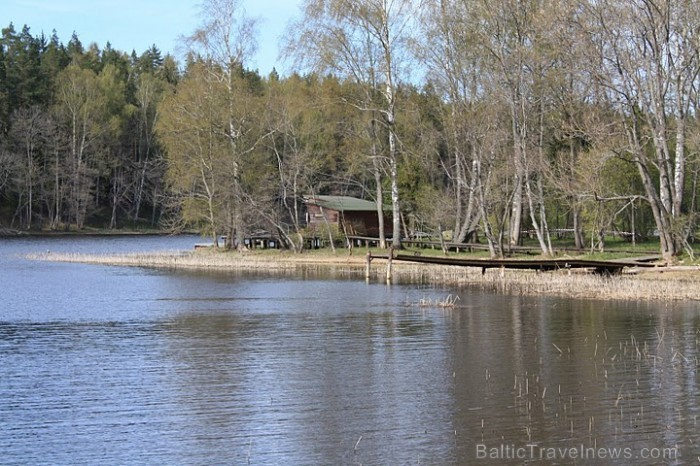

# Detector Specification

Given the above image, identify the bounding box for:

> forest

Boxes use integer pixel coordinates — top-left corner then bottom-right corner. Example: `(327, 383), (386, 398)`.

(1, 0), (699, 260)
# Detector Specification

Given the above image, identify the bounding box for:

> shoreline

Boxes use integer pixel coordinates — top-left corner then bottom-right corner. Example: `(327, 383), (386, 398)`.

(1, 229), (180, 238)
(28, 249), (700, 302)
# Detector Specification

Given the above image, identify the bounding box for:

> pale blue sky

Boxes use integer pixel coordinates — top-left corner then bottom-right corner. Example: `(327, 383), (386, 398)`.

(2, 0), (302, 75)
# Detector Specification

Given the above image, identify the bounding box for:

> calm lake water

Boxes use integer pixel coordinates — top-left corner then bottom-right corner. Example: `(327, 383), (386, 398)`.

(1, 235), (698, 465)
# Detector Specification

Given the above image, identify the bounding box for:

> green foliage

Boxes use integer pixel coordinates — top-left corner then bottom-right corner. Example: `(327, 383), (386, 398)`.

(0, 23), (177, 230)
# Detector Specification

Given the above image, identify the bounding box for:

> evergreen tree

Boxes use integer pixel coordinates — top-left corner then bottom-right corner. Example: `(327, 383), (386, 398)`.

(66, 32), (84, 61)
(39, 31), (70, 104)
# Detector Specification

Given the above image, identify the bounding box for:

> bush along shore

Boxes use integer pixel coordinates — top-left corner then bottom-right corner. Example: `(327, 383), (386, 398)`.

(27, 248), (700, 302)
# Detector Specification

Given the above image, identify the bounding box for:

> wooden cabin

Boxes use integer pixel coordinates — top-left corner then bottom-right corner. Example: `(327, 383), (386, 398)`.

(303, 195), (390, 237)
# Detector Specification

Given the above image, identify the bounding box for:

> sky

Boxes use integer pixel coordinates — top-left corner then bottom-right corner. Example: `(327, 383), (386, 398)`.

(2, 0), (303, 75)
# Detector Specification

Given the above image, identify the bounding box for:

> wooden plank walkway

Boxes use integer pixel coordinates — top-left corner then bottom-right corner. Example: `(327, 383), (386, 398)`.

(347, 235), (662, 256)
(369, 253), (661, 275)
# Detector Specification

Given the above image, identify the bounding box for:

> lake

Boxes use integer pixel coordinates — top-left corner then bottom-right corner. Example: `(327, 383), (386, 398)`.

(1, 235), (698, 464)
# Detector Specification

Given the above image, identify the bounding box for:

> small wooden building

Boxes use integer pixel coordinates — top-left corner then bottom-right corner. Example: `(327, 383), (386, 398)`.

(303, 195), (389, 237)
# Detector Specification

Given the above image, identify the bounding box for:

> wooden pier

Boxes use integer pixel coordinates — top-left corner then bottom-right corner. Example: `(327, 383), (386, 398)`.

(367, 252), (660, 276)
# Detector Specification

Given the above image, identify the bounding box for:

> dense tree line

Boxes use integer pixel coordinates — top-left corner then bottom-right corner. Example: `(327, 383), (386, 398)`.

(2, 0), (700, 260)
(0, 23), (178, 232)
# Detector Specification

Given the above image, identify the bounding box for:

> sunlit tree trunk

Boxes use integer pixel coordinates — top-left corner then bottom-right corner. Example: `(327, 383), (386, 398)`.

(582, 0), (700, 260)
(286, 0), (419, 249)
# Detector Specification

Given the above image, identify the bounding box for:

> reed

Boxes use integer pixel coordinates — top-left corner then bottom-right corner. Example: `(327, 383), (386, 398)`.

(418, 294), (460, 308)
(27, 250), (700, 301)
(354, 435), (362, 454)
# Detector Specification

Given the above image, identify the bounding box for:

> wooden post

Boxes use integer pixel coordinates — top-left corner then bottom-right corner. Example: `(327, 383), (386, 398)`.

(386, 246), (394, 283)
(365, 252), (372, 280)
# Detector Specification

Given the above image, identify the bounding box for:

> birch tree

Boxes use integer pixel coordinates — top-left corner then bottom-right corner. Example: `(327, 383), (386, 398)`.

(167, 0), (262, 249)
(416, 0), (514, 255)
(130, 72), (166, 224)
(286, 0), (421, 248)
(582, 0), (700, 259)
(53, 63), (103, 228)
(262, 74), (348, 252)
(158, 63), (227, 242)
(471, 0), (561, 255)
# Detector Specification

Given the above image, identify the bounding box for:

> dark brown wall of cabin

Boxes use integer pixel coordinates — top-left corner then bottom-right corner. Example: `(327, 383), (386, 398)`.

(306, 206), (391, 237)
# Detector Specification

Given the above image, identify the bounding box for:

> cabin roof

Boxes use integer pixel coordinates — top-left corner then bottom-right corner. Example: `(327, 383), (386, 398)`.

(304, 195), (378, 212)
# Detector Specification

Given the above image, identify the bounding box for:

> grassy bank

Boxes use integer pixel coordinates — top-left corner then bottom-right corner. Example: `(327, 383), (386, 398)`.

(28, 247), (700, 302)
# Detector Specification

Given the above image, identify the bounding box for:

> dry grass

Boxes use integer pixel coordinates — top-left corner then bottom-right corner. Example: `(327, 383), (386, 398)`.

(419, 294), (461, 308)
(27, 249), (700, 302)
